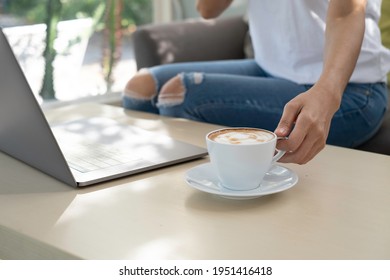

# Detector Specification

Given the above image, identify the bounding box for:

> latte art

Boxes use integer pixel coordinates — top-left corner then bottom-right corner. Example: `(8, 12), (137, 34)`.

(209, 128), (274, 145)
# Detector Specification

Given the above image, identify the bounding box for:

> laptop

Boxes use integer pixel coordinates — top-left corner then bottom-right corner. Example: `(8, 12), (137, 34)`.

(0, 28), (207, 187)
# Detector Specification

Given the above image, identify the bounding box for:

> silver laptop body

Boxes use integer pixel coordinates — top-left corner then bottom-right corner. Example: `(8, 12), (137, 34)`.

(0, 28), (207, 187)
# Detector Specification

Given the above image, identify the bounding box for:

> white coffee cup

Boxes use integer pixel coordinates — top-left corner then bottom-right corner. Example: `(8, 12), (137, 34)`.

(206, 127), (286, 191)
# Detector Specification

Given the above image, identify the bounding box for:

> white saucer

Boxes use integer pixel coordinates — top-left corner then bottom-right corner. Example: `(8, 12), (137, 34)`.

(185, 163), (298, 200)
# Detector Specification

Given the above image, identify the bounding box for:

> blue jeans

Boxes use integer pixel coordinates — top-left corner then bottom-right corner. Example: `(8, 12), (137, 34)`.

(123, 59), (388, 148)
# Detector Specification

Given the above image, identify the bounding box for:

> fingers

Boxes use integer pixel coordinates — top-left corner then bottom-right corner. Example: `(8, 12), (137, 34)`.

(275, 99), (328, 164)
(275, 99), (305, 154)
(278, 134), (324, 164)
(275, 101), (302, 137)
(276, 113), (310, 164)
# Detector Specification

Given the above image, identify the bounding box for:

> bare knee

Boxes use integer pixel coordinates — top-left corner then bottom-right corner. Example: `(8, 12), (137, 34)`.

(124, 69), (156, 100)
(158, 74), (186, 106)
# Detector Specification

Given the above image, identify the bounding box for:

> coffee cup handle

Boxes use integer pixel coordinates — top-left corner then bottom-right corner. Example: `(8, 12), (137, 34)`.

(272, 137), (288, 163)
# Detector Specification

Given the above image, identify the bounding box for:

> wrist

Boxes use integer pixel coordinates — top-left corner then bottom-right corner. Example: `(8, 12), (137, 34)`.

(310, 81), (343, 114)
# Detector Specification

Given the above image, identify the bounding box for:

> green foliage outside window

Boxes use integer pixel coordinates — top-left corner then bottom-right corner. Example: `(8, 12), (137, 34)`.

(5, 0), (152, 100)
(7, 0), (152, 28)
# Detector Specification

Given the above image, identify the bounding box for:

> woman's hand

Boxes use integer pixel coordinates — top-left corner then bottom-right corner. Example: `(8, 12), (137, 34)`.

(275, 85), (341, 164)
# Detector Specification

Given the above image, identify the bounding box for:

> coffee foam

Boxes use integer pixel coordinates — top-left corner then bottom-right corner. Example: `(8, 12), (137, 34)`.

(209, 129), (274, 145)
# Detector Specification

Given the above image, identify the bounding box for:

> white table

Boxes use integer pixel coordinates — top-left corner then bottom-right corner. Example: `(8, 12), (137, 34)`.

(0, 103), (389, 259)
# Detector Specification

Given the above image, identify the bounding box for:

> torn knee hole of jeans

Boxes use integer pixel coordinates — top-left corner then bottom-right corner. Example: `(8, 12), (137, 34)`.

(193, 72), (204, 84)
(157, 72), (204, 107)
(157, 89), (186, 107)
(124, 70), (158, 101)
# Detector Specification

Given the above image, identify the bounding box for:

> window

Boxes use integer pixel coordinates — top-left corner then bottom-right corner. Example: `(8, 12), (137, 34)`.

(0, 0), (152, 105)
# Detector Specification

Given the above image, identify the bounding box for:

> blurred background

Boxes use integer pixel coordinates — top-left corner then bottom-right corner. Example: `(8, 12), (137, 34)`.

(0, 0), (247, 106)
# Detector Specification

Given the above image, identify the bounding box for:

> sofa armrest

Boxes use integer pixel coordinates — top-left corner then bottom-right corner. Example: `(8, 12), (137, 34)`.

(132, 16), (249, 69)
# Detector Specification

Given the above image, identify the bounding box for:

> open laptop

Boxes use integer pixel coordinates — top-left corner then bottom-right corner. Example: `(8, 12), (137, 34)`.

(0, 28), (207, 187)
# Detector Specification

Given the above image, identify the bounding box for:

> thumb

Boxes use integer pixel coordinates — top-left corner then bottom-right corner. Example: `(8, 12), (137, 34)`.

(275, 102), (301, 137)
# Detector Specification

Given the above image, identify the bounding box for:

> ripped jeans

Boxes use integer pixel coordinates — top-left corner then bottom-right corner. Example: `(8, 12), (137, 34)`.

(122, 59), (388, 147)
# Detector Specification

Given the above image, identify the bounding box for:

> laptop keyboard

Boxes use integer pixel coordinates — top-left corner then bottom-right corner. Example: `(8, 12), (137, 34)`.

(62, 142), (141, 173)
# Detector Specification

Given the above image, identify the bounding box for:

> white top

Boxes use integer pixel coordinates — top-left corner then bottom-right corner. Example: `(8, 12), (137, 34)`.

(247, 0), (390, 84)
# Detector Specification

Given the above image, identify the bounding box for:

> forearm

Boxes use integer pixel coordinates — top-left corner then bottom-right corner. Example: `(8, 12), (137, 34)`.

(196, 0), (233, 19)
(316, 0), (367, 107)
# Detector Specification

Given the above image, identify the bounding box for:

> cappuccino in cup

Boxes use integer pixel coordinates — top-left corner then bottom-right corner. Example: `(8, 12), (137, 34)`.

(208, 128), (275, 145)
(206, 128), (285, 191)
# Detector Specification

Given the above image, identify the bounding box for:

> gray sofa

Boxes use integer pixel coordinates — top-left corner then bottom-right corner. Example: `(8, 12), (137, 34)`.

(132, 16), (390, 155)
